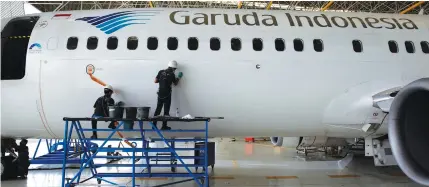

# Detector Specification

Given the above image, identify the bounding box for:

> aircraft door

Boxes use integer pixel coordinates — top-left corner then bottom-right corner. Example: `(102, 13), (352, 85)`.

(1, 16), (49, 138)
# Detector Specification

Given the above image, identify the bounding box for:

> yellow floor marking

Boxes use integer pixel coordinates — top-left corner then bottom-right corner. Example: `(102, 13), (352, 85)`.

(232, 160), (238, 168)
(211, 176), (235, 179)
(266, 176), (298, 179)
(328, 174), (360, 178)
(390, 173), (406, 177)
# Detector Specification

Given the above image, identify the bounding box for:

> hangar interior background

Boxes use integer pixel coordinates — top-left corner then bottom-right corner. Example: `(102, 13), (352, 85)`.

(1, 1), (428, 19)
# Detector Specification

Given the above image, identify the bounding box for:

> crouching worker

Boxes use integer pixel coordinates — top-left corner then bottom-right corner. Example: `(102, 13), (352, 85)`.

(154, 60), (183, 130)
(91, 85), (115, 139)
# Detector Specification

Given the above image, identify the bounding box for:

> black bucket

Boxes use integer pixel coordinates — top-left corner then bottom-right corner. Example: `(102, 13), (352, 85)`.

(125, 107), (137, 119)
(108, 106), (124, 118)
(124, 107), (137, 130)
(137, 107), (150, 119)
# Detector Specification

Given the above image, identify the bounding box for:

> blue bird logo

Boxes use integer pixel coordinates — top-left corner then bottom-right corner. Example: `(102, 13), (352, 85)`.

(29, 43), (42, 49)
(75, 10), (162, 34)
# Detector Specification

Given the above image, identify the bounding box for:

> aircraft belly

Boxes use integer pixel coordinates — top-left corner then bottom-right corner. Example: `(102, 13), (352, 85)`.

(36, 59), (329, 138)
(24, 57), (419, 139)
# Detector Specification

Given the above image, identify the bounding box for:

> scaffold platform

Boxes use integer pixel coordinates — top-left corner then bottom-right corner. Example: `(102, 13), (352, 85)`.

(61, 117), (213, 187)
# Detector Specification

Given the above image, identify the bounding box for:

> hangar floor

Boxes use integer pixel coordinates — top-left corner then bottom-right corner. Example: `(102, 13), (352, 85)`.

(1, 139), (424, 187)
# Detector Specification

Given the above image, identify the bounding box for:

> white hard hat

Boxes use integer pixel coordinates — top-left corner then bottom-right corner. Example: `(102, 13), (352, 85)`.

(104, 85), (113, 91)
(168, 60), (178, 68)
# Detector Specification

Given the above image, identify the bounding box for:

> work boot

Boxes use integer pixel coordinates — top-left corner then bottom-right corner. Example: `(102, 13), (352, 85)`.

(91, 134), (98, 139)
(108, 122), (116, 129)
(161, 125), (171, 130)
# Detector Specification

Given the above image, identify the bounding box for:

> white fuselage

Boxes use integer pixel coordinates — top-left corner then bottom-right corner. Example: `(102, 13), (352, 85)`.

(1, 8), (429, 139)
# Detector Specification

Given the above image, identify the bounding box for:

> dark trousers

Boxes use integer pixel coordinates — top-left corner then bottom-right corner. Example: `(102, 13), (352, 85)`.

(17, 145), (29, 176)
(91, 114), (103, 137)
(154, 94), (172, 126)
(91, 120), (97, 137)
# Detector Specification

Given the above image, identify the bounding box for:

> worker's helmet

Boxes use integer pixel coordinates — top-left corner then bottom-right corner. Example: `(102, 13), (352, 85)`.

(168, 60), (178, 68)
(104, 85), (113, 91)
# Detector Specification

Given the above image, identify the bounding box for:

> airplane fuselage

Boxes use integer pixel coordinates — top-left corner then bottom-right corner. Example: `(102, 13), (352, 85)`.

(1, 8), (429, 139)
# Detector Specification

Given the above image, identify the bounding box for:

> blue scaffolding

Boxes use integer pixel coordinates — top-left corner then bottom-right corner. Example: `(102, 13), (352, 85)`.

(61, 117), (212, 187)
(31, 139), (96, 165)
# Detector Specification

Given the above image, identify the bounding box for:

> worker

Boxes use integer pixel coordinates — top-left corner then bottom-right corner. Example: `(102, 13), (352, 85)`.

(17, 139), (29, 178)
(153, 60), (183, 130)
(91, 85), (115, 139)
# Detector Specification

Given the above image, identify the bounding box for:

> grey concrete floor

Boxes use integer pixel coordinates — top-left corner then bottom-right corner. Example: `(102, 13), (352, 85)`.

(1, 139), (424, 187)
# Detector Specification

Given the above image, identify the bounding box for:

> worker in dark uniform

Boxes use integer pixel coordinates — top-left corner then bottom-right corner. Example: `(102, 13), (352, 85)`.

(154, 60), (183, 130)
(91, 85), (115, 139)
(17, 139), (29, 178)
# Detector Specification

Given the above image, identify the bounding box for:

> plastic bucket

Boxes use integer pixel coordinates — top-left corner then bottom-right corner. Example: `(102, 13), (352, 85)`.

(125, 107), (137, 119)
(137, 107), (150, 119)
(109, 106), (124, 118)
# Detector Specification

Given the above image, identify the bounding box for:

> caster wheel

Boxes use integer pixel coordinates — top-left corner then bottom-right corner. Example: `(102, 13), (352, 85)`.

(97, 179), (101, 184)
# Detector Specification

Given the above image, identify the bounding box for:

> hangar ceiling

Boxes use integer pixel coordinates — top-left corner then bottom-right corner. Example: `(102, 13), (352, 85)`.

(28, 1), (429, 15)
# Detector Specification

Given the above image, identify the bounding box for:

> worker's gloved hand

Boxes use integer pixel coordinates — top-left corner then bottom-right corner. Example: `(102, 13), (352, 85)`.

(178, 72), (183, 78)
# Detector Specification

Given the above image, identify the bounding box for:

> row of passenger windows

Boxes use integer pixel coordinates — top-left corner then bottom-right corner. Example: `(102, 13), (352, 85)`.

(66, 36), (429, 54)
(387, 40), (429, 54)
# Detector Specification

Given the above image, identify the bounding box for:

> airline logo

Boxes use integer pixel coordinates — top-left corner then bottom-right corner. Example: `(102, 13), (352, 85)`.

(75, 10), (162, 34)
(29, 43), (42, 54)
(29, 43), (41, 50)
(170, 11), (419, 30)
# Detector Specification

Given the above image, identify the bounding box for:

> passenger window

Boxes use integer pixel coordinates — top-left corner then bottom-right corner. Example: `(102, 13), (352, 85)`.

(421, 41), (429, 54)
(188, 37), (198, 50)
(352, 40), (362, 53)
(167, 37), (178, 50)
(107, 36), (118, 50)
(405, 41), (415, 53)
(253, 38), (263, 51)
(388, 40), (398, 53)
(294, 38), (304, 52)
(231, 38), (241, 51)
(147, 37), (158, 50)
(87, 37), (98, 50)
(67, 37), (78, 50)
(127, 36), (138, 50)
(313, 39), (323, 52)
(275, 38), (285, 51)
(210, 38), (220, 51)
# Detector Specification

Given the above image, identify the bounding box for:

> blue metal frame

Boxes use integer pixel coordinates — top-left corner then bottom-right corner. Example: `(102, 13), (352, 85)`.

(61, 118), (210, 187)
(31, 135), (87, 165)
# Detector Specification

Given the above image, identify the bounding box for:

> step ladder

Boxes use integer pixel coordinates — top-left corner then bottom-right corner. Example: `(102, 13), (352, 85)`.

(31, 139), (92, 165)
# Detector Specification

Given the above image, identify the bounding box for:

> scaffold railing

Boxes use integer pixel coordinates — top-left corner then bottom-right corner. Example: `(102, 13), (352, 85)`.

(61, 117), (213, 187)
